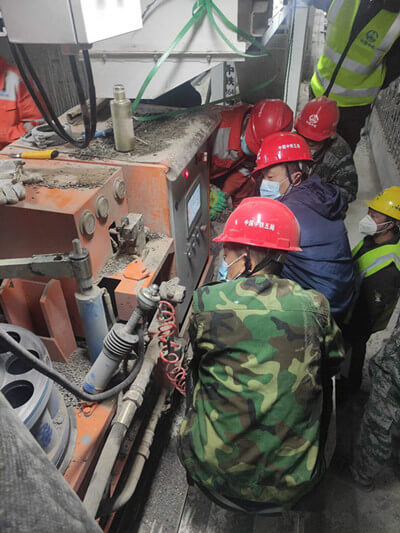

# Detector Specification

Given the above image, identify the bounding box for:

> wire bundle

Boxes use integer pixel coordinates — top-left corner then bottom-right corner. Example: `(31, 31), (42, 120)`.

(157, 301), (186, 396)
(9, 44), (96, 148)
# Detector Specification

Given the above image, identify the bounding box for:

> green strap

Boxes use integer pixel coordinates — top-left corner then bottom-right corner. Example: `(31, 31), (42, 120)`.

(131, 0), (271, 117)
(205, 1), (269, 58)
(131, 2), (206, 115)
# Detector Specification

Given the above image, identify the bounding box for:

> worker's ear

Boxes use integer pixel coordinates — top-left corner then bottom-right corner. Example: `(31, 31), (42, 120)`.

(386, 218), (395, 231)
(291, 171), (303, 186)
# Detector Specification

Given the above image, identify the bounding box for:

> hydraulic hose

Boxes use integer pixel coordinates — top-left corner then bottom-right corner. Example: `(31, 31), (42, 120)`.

(0, 328), (143, 402)
(83, 335), (160, 518)
(110, 388), (169, 512)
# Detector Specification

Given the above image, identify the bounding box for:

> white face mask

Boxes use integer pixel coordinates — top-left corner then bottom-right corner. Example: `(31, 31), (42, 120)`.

(359, 214), (390, 236)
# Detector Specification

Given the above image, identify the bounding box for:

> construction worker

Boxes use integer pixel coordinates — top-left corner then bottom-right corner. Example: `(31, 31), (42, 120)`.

(256, 131), (355, 321)
(295, 97), (358, 211)
(211, 99), (293, 208)
(0, 56), (42, 149)
(309, 0), (400, 153)
(350, 321), (400, 490)
(179, 197), (344, 509)
(341, 187), (400, 393)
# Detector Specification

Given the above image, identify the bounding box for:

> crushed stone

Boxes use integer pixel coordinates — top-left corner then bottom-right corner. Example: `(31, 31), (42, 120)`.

(24, 164), (118, 189)
(53, 348), (92, 408)
(69, 111), (217, 161)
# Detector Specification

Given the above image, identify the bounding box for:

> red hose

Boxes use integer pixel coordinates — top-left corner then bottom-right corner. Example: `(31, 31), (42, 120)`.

(157, 301), (186, 396)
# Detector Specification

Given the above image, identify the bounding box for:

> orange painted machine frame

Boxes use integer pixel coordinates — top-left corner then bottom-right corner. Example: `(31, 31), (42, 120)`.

(0, 159), (129, 338)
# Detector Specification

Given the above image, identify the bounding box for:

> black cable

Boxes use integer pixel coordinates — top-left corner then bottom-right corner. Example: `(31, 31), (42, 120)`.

(0, 328), (144, 402)
(69, 54), (91, 144)
(9, 43), (65, 139)
(8, 42), (96, 148)
(19, 44), (93, 147)
(83, 49), (97, 139)
(16, 44), (78, 143)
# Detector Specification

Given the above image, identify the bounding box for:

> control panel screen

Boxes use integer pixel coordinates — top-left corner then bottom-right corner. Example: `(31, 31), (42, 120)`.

(187, 182), (201, 230)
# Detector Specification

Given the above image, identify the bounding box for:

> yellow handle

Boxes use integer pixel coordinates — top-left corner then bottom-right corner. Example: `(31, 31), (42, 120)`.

(20, 150), (59, 160)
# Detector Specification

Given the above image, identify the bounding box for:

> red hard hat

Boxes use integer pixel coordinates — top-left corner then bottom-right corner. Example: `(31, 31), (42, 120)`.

(214, 197), (301, 252)
(255, 131), (313, 172)
(295, 97), (340, 142)
(245, 99), (293, 155)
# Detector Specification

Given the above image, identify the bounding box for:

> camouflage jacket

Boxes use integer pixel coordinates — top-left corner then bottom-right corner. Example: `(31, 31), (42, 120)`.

(179, 275), (344, 505)
(371, 320), (400, 392)
(312, 134), (358, 210)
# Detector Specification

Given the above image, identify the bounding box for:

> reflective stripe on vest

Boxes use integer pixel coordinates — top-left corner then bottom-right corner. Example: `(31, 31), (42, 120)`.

(0, 69), (20, 102)
(311, 0), (400, 106)
(315, 70), (380, 99)
(352, 239), (400, 279)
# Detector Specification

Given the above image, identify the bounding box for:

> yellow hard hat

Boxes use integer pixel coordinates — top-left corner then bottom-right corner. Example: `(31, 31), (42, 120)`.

(366, 186), (400, 221)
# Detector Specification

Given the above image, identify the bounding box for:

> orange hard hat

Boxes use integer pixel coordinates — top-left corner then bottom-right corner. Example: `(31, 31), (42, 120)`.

(295, 97), (340, 142)
(214, 197), (301, 251)
(245, 99), (293, 155)
(255, 131), (313, 172)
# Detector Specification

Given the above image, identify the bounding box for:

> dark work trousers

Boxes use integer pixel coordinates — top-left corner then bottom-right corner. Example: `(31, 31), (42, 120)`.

(336, 104), (371, 154)
(342, 321), (371, 392)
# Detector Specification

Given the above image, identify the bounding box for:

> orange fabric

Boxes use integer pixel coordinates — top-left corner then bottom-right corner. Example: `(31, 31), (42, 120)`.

(0, 57), (42, 149)
(211, 104), (256, 206)
(211, 104), (252, 178)
(222, 169), (256, 208)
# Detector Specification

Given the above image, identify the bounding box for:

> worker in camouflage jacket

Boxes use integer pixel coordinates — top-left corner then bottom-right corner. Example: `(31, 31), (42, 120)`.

(178, 197), (344, 509)
(350, 319), (400, 489)
(295, 97), (358, 212)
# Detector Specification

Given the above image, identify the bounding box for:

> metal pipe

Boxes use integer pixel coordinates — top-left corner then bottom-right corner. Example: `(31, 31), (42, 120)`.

(75, 286), (109, 362)
(111, 388), (169, 511)
(83, 335), (160, 518)
(102, 288), (116, 326)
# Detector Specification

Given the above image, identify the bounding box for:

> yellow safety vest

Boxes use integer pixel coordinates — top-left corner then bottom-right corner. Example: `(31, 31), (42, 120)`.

(353, 238), (400, 279)
(352, 238), (400, 331)
(311, 0), (400, 107)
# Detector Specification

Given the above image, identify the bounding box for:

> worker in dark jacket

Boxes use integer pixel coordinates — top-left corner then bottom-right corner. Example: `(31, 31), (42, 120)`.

(309, 0), (400, 152)
(256, 131), (355, 320)
(342, 187), (400, 392)
(295, 97), (358, 211)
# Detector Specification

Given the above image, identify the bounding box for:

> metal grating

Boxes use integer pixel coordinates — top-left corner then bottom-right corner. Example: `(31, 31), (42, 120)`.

(375, 79), (400, 171)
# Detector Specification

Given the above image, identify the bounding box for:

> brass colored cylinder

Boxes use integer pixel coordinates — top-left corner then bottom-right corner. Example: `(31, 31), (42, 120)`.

(110, 84), (135, 152)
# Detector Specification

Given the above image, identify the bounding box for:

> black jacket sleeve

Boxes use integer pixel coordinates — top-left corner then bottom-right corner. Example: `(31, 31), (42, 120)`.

(351, 263), (400, 335)
(383, 36), (400, 89)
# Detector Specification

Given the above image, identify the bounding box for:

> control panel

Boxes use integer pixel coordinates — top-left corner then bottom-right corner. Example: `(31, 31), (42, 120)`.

(168, 146), (210, 323)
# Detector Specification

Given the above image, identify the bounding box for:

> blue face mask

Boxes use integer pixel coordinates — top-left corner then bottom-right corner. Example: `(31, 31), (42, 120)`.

(218, 259), (230, 282)
(217, 254), (246, 282)
(260, 180), (282, 200)
(240, 135), (254, 156)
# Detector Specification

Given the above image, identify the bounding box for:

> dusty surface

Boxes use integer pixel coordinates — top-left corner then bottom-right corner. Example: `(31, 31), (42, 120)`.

(96, 235), (169, 279)
(71, 111), (217, 163)
(22, 164), (119, 190)
(53, 348), (92, 408)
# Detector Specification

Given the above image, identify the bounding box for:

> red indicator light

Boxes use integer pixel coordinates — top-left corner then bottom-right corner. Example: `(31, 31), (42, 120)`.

(183, 169), (190, 179)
